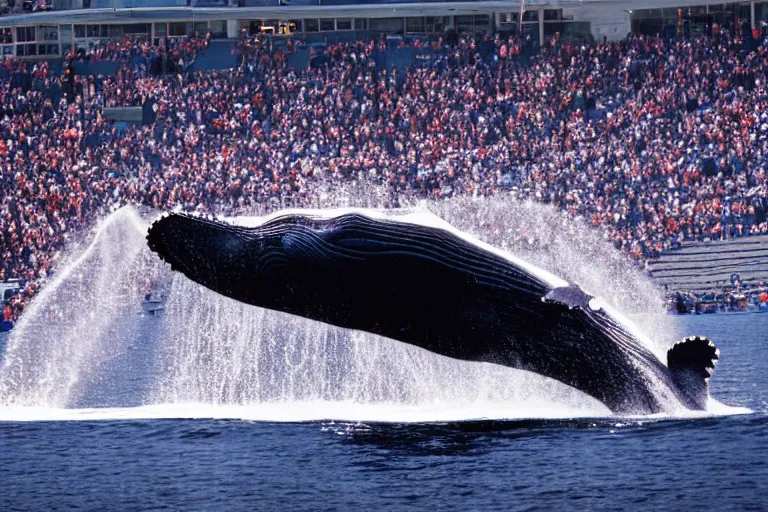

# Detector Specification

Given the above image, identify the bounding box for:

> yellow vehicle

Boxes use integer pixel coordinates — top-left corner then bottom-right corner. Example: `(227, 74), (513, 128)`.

(259, 20), (297, 36)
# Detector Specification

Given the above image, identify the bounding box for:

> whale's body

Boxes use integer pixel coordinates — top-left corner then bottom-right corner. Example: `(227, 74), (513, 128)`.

(147, 209), (719, 415)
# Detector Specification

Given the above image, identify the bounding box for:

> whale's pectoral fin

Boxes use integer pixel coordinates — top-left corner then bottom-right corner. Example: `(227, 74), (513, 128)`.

(667, 336), (719, 410)
(543, 285), (592, 310)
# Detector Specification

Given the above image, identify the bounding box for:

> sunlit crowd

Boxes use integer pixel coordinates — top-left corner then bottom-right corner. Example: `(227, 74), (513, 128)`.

(2, 27), (768, 320)
(1, 0), (50, 16)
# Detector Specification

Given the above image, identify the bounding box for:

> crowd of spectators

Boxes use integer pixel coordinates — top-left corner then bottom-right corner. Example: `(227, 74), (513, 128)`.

(669, 279), (768, 314)
(1, 0), (50, 17)
(65, 34), (210, 74)
(2, 27), (768, 320)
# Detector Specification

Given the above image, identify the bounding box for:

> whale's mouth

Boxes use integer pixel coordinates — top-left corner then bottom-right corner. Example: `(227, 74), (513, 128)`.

(147, 213), (227, 268)
(147, 212), (254, 291)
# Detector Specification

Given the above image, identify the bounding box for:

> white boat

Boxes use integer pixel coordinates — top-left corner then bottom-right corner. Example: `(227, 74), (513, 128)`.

(142, 291), (166, 315)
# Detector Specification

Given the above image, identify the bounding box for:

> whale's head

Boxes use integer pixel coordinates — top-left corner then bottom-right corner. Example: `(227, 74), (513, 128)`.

(147, 213), (256, 299)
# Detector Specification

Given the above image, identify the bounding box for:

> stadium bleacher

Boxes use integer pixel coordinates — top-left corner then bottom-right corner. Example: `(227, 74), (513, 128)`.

(1, 6), (768, 318)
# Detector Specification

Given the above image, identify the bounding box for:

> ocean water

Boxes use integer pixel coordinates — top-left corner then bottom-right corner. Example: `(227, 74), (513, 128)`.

(0, 205), (765, 510)
(0, 312), (766, 512)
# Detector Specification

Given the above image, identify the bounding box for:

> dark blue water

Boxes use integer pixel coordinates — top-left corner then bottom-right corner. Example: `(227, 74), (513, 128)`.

(1, 313), (766, 511)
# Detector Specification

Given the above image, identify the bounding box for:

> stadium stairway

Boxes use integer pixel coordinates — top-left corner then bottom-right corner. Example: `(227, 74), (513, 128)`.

(192, 41), (236, 72)
(647, 235), (768, 292)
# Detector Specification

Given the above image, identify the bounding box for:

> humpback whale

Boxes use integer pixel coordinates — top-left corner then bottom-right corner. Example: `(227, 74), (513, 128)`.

(146, 209), (719, 415)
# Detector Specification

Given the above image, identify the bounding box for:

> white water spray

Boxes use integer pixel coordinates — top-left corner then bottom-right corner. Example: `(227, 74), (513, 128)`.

(0, 196), (738, 421)
(0, 207), (152, 407)
(150, 276), (606, 416)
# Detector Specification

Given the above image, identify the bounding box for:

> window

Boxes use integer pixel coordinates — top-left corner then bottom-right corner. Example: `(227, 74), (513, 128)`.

(1, 45), (13, 56)
(110, 25), (124, 38)
(305, 19), (319, 33)
(661, 8), (678, 19)
(38, 44), (59, 56)
(101, 25), (109, 38)
(39, 26), (58, 41)
(210, 20), (227, 38)
(0, 28), (12, 45)
(124, 23), (150, 36)
(687, 5), (707, 16)
(88, 25), (99, 38)
(16, 27), (35, 42)
(17, 44), (38, 56)
(425, 16), (444, 33)
(406, 17), (425, 34)
(456, 15), (474, 32)
(319, 19), (335, 32)
(522, 10), (539, 22)
(59, 25), (72, 49)
(354, 18), (367, 31)
(500, 12), (518, 25)
(194, 22), (208, 35)
(154, 23), (167, 37)
(544, 9), (562, 21)
(473, 15), (490, 28)
(631, 18), (664, 35)
(369, 18), (403, 32)
(169, 22), (187, 37)
(75, 25), (86, 38)
(544, 23), (565, 36)
(457, 14), (490, 34)
(759, 3), (768, 23)
(738, 4), (750, 19)
(336, 18), (352, 31)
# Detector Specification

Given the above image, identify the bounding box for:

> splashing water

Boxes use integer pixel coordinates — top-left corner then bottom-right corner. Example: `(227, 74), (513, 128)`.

(150, 277), (607, 416)
(425, 197), (678, 360)
(0, 206), (152, 407)
(0, 195), (732, 421)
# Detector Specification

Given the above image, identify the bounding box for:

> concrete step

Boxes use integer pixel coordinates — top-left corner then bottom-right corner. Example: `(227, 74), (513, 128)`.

(660, 236), (768, 253)
(653, 271), (768, 285)
(648, 248), (768, 266)
(655, 279), (767, 293)
(649, 234), (768, 292)
(649, 257), (768, 276)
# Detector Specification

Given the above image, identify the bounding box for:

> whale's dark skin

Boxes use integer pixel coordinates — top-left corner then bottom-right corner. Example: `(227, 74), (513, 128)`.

(147, 211), (718, 415)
